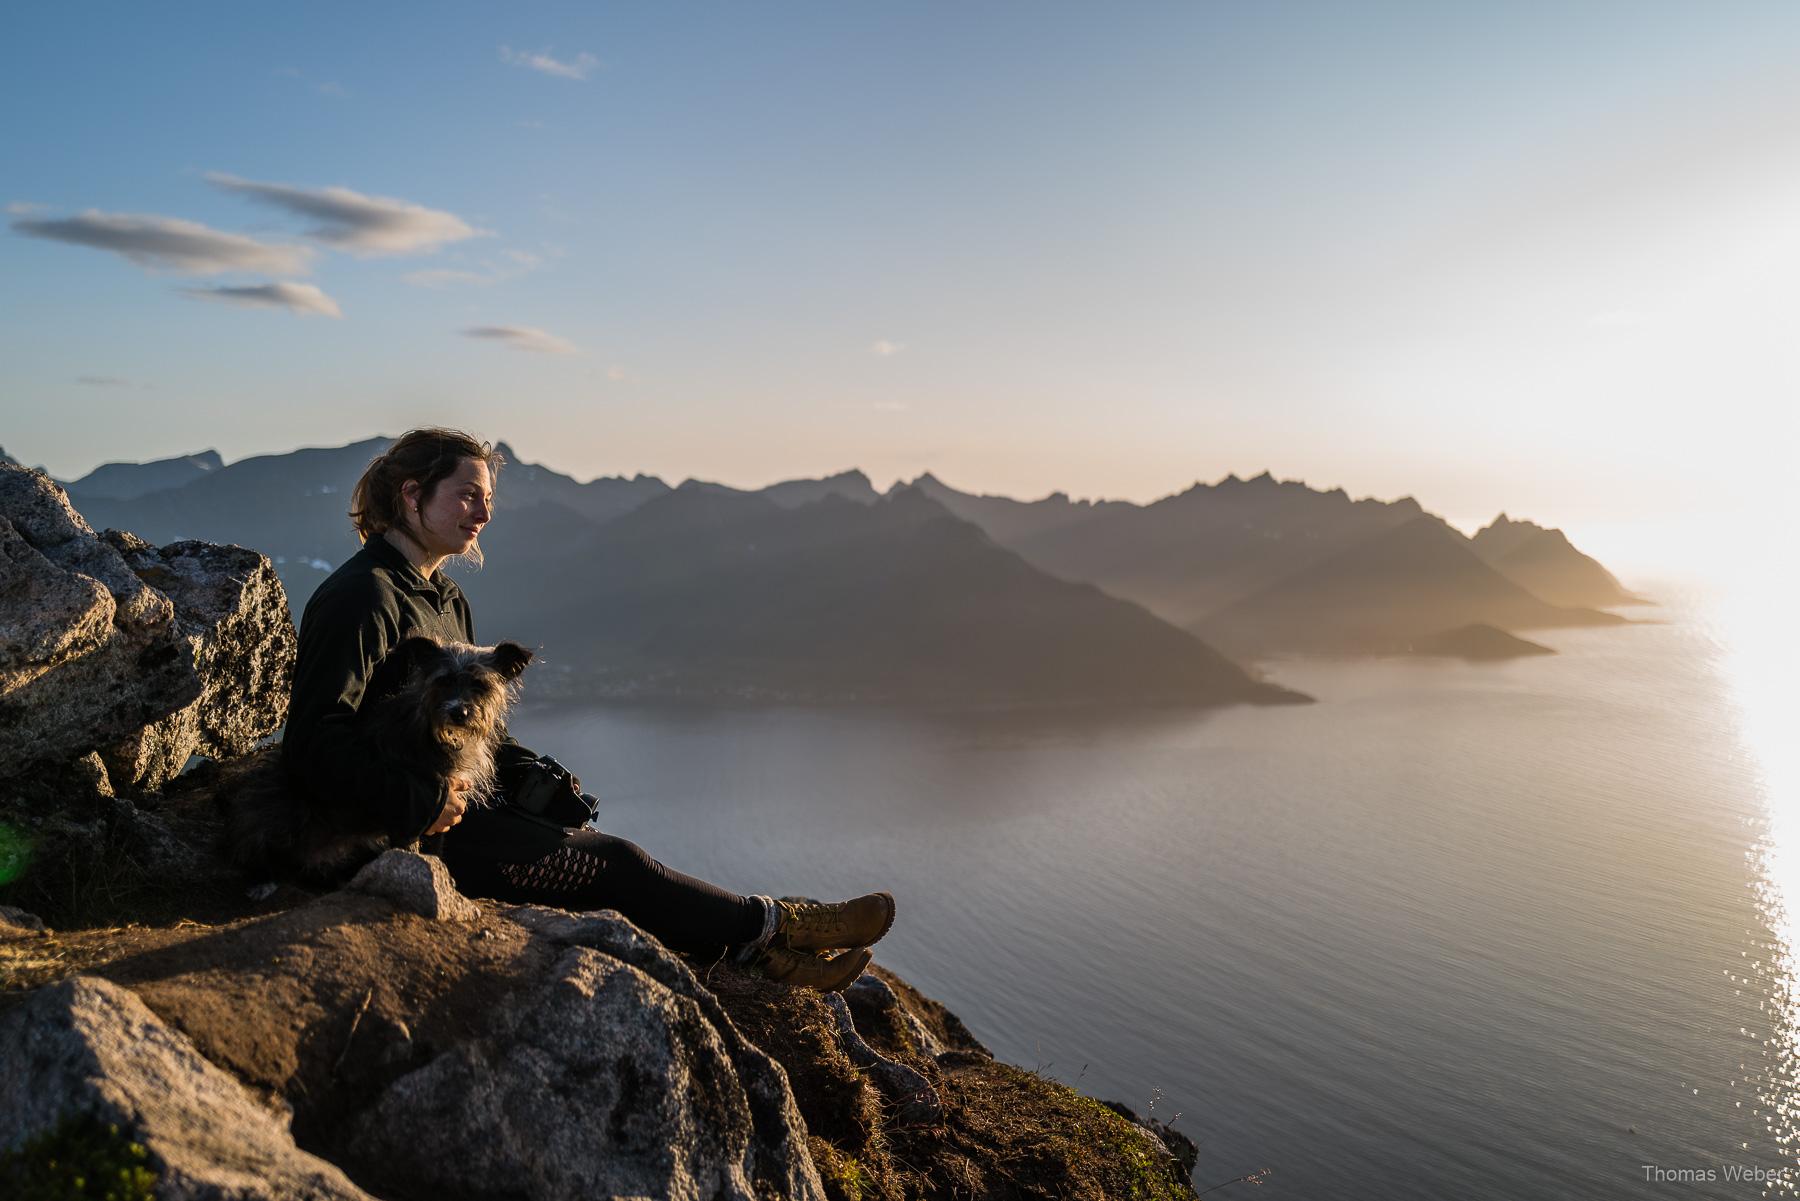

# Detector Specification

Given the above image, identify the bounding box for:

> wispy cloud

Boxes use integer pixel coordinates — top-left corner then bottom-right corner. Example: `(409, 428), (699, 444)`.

(5, 201), (45, 216)
(463, 325), (579, 354)
(206, 172), (478, 257)
(402, 248), (542, 289)
(403, 268), (492, 289)
(870, 339), (905, 356)
(75, 376), (132, 387)
(180, 281), (343, 317)
(11, 210), (311, 275)
(276, 67), (348, 98)
(872, 400), (910, 411)
(499, 45), (599, 80)
(606, 365), (628, 381)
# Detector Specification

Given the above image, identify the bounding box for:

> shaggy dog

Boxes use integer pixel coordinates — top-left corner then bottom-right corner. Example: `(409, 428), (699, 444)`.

(222, 636), (533, 883)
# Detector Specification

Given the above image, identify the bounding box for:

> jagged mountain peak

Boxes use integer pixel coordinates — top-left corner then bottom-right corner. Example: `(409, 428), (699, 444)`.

(1475, 512), (1561, 538)
(883, 482), (950, 512)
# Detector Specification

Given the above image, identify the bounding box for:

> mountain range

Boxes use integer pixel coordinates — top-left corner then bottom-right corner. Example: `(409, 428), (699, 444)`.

(39, 437), (1642, 703)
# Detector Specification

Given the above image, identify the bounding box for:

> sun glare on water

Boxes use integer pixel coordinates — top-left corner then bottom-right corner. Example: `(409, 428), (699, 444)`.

(1710, 546), (1800, 1189)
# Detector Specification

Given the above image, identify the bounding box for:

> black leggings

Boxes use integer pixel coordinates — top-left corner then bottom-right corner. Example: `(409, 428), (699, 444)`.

(439, 809), (766, 956)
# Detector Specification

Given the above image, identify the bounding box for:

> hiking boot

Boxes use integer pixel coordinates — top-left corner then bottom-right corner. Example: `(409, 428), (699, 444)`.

(775, 892), (896, 952)
(753, 944), (875, 992)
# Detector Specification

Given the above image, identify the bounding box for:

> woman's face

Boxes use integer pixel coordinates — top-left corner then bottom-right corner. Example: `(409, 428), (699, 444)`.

(403, 457), (493, 559)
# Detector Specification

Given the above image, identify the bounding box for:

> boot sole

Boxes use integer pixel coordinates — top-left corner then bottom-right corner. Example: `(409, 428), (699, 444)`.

(823, 946), (875, 992)
(867, 890), (896, 947)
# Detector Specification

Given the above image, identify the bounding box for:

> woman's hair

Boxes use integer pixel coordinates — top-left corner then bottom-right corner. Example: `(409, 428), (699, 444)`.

(349, 428), (504, 566)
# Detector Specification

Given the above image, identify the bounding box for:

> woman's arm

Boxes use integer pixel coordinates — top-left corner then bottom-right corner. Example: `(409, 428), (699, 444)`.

(281, 576), (453, 844)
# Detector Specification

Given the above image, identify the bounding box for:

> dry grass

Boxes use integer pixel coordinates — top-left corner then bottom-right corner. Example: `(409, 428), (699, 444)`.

(706, 962), (1199, 1201)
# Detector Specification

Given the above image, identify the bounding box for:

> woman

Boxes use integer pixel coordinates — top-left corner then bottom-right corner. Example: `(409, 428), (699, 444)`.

(279, 427), (893, 991)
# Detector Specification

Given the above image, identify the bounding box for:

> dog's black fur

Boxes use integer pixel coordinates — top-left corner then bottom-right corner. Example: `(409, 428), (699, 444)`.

(220, 636), (533, 883)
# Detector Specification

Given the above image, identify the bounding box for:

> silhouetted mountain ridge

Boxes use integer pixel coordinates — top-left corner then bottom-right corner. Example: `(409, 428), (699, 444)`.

(1193, 515), (1626, 655)
(1471, 514), (1644, 609)
(64, 450), (223, 501)
(937, 470), (1432, 627)
(37, 436), (1639, 688)
(459, 485), (1302, 706)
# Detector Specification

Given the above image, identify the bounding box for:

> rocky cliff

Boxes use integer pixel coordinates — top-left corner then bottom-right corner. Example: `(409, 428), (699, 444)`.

(0, 465), (1204, 1200)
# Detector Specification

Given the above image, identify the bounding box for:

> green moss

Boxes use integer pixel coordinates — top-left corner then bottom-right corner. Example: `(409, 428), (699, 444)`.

(1050, 1083), (1191, 1199)
(811, 1138), (873, 1201)
(0, 821), (31, 887)
(0, 1114), (158, 1201)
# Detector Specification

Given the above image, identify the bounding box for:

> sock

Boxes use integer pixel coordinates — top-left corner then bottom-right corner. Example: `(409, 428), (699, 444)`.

(732, 895), (779, 965)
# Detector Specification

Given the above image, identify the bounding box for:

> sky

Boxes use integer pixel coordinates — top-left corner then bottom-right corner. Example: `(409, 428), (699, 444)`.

(4, 1), (1797, 578)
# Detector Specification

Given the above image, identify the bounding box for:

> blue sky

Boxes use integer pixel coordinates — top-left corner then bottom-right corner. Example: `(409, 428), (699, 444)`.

(5, 2), (1798, 572)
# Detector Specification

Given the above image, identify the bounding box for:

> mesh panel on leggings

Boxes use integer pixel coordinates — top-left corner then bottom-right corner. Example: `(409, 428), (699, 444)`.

(497, 845), (604, 894)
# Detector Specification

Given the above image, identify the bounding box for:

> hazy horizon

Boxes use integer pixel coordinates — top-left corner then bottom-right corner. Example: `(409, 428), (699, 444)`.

(13, 430), (1684, 581)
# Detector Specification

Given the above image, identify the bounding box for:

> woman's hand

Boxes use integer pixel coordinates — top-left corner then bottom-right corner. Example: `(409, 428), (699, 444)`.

(425, 776), (473, 836)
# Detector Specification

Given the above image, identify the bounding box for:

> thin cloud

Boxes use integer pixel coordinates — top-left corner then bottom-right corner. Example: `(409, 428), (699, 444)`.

(11, 210), (311, 275)
(402, 248), (543, 289)
(206, 172), (478, 257)
(606, 365), (628, 381)
(276, 67), (348, 98)
(403, 268), (492, 289)
(75, 376), (132, 387)
(5, 201), (46, 215)
(180, 281), (343, 318)
(870, 339), (905, 356)
(872, 400), (911, 411)
(499, 45), (599, 80)
(463, 325), (578, 354)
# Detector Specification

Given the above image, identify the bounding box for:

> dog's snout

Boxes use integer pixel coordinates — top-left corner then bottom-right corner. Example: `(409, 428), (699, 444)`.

(446, 700), (471, 724)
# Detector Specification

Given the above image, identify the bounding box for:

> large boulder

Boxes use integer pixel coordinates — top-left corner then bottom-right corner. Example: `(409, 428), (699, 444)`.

(0, 975), (373, 1200)
(351, 942), (826, 1201)
(0, 464), (294, 791)
(98, 532), (295, 792)
(0, 466), (196, 780)
(39, 856), (825, 1201)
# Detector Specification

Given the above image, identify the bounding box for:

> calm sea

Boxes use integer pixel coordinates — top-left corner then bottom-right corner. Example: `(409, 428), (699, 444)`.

(510, 578), (1796, 1200)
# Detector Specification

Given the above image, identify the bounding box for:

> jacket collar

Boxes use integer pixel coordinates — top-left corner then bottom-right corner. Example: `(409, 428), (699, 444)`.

(363, 532), (461, 605)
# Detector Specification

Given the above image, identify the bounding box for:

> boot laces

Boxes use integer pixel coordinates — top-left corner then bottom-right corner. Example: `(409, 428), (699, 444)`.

(783, 899), (842, 935)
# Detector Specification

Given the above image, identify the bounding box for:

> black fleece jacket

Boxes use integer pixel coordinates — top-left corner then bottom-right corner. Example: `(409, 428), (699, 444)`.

(280, 533), (538, 843)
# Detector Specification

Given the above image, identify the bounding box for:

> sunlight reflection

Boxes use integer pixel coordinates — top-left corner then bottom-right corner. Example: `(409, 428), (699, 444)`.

(1719, 561), (1800, 1193)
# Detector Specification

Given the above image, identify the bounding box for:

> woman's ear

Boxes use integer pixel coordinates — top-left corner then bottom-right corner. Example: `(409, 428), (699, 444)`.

(487, 642), (534, 680)
(399, 478), (422, 513)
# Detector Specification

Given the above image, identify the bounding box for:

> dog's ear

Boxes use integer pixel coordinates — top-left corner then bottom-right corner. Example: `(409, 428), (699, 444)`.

(392, 635), (447, 681)
(486, 641), (534, 680)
